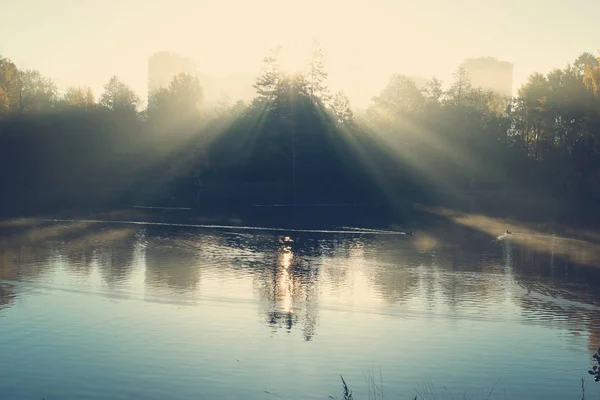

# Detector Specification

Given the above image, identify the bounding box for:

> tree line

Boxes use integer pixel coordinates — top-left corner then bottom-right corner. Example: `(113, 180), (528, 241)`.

(1, 43), (600, 214)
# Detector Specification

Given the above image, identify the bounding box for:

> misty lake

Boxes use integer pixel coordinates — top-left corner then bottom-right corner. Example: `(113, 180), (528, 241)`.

(1, 211), (600, 400)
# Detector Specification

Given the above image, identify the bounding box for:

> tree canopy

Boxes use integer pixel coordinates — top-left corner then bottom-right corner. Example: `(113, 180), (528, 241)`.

(1, 47), (600, 214)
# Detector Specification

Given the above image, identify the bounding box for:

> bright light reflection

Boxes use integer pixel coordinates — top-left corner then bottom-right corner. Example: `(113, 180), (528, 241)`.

(278, 244), (294, 314)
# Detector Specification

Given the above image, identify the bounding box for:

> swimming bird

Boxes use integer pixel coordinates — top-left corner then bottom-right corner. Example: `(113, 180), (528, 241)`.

(406, 231), (414, 236)
(506, 230), (512, 235)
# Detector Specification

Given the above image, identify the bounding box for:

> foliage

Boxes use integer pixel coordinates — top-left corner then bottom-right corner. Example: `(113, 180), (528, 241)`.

(330, 91), (354, 127)
(306, 39), (331, 103)
(20, 69), (58, 112)
(329, 375), (353, 400)
(1, 46), (600, 213)
(61, 86), (95, 108)
(0, 87), (8, 115)
(589, 348), (600, 382)
(0, 55), (21, 110)
(99, 75), (140, 113)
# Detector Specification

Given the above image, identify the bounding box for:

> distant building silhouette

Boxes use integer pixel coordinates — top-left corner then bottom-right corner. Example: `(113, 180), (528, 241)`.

(461, 57), (514, 98)
(148, 52), (197, 103)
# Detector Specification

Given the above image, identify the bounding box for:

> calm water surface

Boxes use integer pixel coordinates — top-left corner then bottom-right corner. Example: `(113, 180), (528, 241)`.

(1, 216), (599, 399)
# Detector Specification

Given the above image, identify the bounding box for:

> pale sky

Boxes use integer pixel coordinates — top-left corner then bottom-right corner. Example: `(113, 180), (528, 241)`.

(1, 0), (599, 108)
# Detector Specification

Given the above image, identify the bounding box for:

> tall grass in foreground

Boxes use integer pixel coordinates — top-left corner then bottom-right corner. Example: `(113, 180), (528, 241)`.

(331, 363), (600, 400)
(330, 375), (500, 400)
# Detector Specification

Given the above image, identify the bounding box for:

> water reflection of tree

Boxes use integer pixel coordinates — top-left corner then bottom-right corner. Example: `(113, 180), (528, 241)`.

(0, 225), (61, 311)
(0, 244), (51, 281)
(251, 234), (375, 341)
(0, 282), (17, 311)
(368, 231), (506, 309)
(366, 226), (600, 361)
(254, 234), (370, 341)
(63, 244), (95, 277)
(143, 229), (202, 300)
(320, 238), (365, 297)
(95, 233), (137, 289)
(177, 230), (354, 341)
(507, 238), (600, 358)
(253, 238), (315, 340)
(60, 227), (137, 283)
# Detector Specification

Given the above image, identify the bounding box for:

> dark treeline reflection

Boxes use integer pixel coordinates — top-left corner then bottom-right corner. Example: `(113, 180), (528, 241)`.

(143, 228), (204, 303)
(366, 226), (600, 357)
(1, 221), (600, 349)
(509, 239), (600, 358)
(2, 47), (600, 215)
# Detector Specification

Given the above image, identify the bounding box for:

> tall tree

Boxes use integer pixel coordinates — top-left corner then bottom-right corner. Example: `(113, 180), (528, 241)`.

(214, 94), (247, 119)
(147, 73), (203, 129)
(446, 66), (472, 106)
(368, 74), (426, 126)
(0, 56), (21, 110)
(306, 40), (330, 103)
(20, 69), (58, 112)
(574, 52), (599, 75)
(100, 76), (139, 113)
(61, 86), (95, 108)
(584, 55), (600, 95)
(0, 87), (9, 115)
(166, 73), (203, 118)
(424, 77), (444, 105)
(329, 90), (353, 127)
(253, 45), (311, 124)
(253, 45), (284, 101)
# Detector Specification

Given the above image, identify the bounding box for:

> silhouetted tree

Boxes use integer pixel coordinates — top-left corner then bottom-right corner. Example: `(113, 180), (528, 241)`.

(589, 348), (600, 382)
(20, 69), (57, 112)
(148, 72), (203, 129)
(423, 77), (444, 106)
(61, 86), (95, 108)
(253, 45), (284, 101)
(329, 90), (353, 127)
(1, 46), (600, 214)
(306, 40), (330, 103)
(0, 87), (8, 115)
(368, 74), (426, 124)
(446, 66), (472, 106)
(0, 55), (21, 111)
(99, 76), (139, 113)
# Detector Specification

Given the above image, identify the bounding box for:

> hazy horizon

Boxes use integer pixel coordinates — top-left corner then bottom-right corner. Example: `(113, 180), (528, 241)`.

(2, 0), (599, 108)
